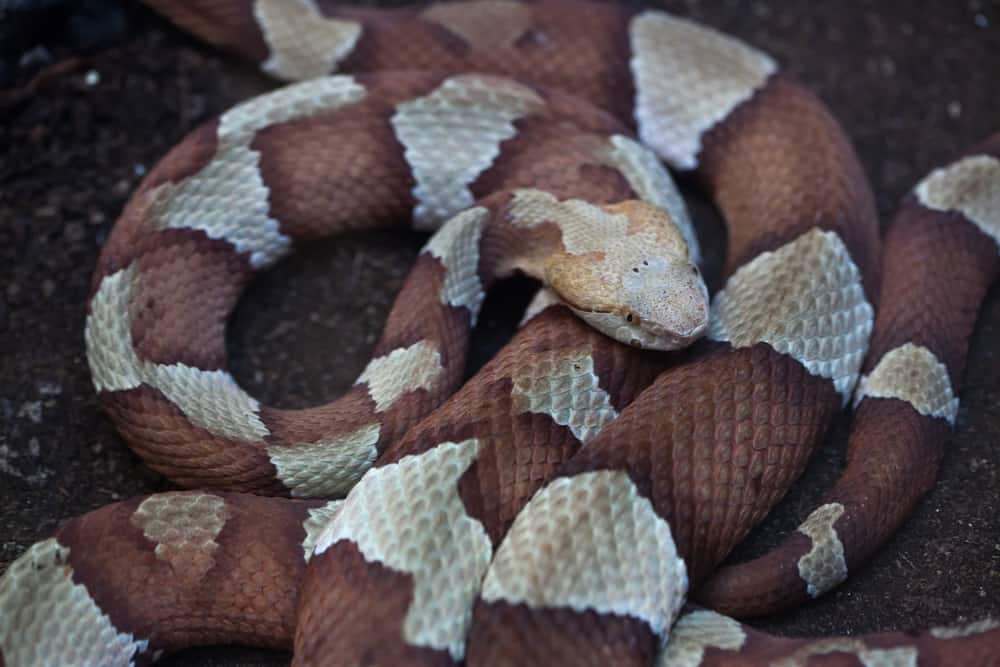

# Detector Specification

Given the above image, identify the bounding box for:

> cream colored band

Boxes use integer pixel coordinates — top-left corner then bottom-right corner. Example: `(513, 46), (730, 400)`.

(854, 343), (959, 424)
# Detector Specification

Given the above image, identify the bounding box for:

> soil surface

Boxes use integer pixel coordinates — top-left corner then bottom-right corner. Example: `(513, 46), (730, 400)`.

(1, 1), (998, 665)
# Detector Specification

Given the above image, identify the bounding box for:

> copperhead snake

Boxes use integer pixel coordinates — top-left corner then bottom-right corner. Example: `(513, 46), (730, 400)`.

(1, 1), (998, 665)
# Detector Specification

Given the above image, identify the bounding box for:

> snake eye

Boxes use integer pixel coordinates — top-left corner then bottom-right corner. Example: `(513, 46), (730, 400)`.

(626, 312), (639, 324)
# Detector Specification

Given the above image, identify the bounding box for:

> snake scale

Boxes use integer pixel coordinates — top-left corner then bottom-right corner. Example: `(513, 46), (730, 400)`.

(1, 1), (999, 665)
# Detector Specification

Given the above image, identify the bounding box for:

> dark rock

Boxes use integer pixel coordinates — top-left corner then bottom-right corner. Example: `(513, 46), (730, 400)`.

(63, 220), (85, 243)
(16, 44), (51, 69)
(67, 0), (127, 52)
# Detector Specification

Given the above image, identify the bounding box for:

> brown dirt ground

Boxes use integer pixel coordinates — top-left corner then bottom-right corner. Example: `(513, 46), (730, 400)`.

(1, 1), (998, 665)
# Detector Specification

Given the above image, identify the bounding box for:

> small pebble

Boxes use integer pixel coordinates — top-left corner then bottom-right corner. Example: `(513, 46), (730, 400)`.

(186, 94), (207, 120)
(64, 221), (86, 243)
(42, 280), (55, 299)
(84, 69), (101, 86)
(974, 13), (989, 28)
(947, 101), (963, 119)
(18, 401), (42, 424)
(37, 381), (62, 396)
(5, 283), (23, 306)
(18, 45), (52, 70)
(879, 55), (896, 77)
(133, 163), (147, 177)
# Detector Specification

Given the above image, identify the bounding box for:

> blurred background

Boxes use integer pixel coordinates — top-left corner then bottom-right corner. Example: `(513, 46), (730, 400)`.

(0, 1), (998, 665)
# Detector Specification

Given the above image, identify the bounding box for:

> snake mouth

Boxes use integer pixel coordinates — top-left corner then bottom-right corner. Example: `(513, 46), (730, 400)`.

(663, 319), (709, 347)
(636, 316), (709, 350)
(566, 305), (706, 351)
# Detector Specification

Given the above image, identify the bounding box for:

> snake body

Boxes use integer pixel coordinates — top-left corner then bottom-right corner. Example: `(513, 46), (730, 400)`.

(1, 1), (998, 666)
(697, 136), (1000, 618)
(85, 68), (707, 498)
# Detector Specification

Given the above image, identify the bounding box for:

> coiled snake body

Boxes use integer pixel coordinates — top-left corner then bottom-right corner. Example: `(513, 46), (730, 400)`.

(1, 1), (998, 665)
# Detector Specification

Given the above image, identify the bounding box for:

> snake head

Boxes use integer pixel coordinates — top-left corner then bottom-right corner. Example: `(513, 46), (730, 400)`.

(544, 200), (709, 351)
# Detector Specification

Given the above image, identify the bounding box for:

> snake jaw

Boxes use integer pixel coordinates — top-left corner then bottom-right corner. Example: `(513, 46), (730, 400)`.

(645, 308), (710, 348)
(568, 304), (707, 351)
(550, 269), (710, 351)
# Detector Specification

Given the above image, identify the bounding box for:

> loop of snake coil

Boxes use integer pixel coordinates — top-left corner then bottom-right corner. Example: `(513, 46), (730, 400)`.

(1, 1), (999, 666)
